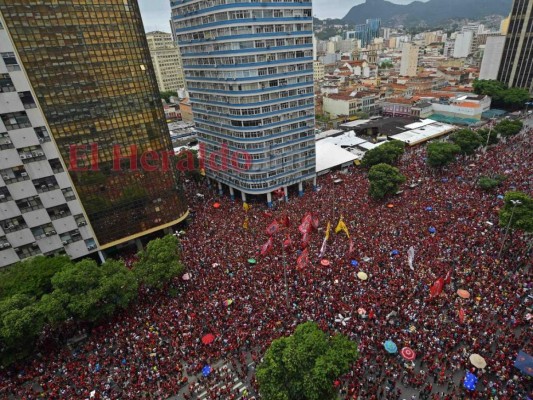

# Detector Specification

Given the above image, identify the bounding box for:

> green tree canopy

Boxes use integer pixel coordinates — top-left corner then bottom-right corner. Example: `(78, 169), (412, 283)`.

(499, 191), (533, 233)
(133, 234), (185, 290)
(379, 61), (394, 69)
(450, 129), (483, 155)
(473, 79), (531, 109)
(478, 175), (506, 191)
(51, 259), (138, 322)
(473, 79), (506, 102)
(426, 142), (461, 168)
(494, 119), (523, 137)
(502, 87), (531, 107)
(256, 322), (358, 400)
(0, 255), (72, 301)
(477, 128), (499, 146)
(368, 163), (406, 199)
(361, 140), (405, 168)
(160, 90), (179, 102)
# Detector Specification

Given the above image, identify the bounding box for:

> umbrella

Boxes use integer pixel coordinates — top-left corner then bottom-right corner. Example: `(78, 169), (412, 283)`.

(351, 260), (359, 267)
(464, 371), (478, 391)
(212, 263), (220, 268)
(469, 354), (487, 369)
(334, 314), (351, 326)
(457, 289), (470, 299)
(362, 257), (371, 262)
(213, 202), (221, 208)
(247, 258), (256, 264)
(202, 365), (212, 377)
(224, 299), (233, 306)
(387, 204), (394, 208)
(391, 249), (399, 256)
(201, 333), (215, 345)
(182, 273), (191, 281)
(357, 308), (366, 315)
(497, 194), (504, 199)
(384, 340), (398, 354)
(425, 206), (433, 211)
(428, 226), (436, 234)
(357, 271), (368, 281)
(321, 259), (330, 266)
(400, 347), (416, 361)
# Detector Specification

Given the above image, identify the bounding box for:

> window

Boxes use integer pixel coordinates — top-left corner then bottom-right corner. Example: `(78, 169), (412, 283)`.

(33, 176), (59, 192)
(15, 243), (41, 258)
(47, 204), (71, 220)
(59, 229), (82, 245)
(1, 52), (21, 72)
(18, 145), (45, 163)
(1, 111), (31, 131)
(0, 74), (15, 93)
(19, 92), (36, 109)
(16, 196), (43, 213)
(1, 216), (27, 233)
(1, 166), (29, 184)
(48, 159), (64, 173)
(0, 132), (14, 150)
(61, 188), (76, 201)
(0, 187), (11, 202)
(74, 214), (88, 228)
(31, 223), (56, 240)
(34, 126), (50, 143)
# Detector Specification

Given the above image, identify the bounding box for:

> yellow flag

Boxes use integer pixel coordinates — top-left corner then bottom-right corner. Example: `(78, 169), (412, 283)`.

(325, 221), (331, 241)
(243, 202), (250, 212)
(243, 216), (249, 229)
(335, 217), (350, 238)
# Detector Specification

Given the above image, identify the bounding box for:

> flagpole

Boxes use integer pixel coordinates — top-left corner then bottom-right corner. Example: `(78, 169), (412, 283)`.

(282, 240), (289, 310)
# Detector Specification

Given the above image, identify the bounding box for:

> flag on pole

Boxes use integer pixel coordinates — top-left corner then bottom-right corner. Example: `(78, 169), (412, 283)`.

(458, 308), (465, 324)
(296, 248), (309, 270)
(407, 246), (415, 271)
(266, 219), (280, 236)
(260, 237), (273, 256)
(429, 277), (445, 298)
(318, 237), (327, 258)
(283, 234), (292, 249)
(299, 213), (313, 234)
(311, 215), (319, 231)
(301, 232), (311, 249)
(280, 214), (290, 228)
(243, 216), (249, 230)
(335, 216), (350, 238)
(243, 202), (250, 212)
(325, 221), (331, 241)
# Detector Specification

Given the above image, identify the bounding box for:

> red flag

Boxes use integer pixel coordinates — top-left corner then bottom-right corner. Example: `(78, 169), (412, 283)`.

(296, 248), (309, 270)
(299, 213), (312, 234)
(301, 232), (311, 249)
(311, 215), (319, 231)
(458, 308), (465, 324)
(429, 277), (445, 298)
(283, 234), (292, 249)
(260, 237), (273, 256)
(444, 270), (452, 285)
(280, 214), (291, 228)
(266, 220), (280, 236)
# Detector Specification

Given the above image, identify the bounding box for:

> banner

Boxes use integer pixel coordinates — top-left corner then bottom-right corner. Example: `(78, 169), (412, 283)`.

(280, 214), (290, 228)
(243, 217), (249, 230)
(243, 202), (250, 212)
(266, 220), (280, 236)
(407, 246), (415, 271)
(283, 235), (292, 249)
(260, 237), (273, 256)
(458, 308), (465, 324)
(429, 277), (445, 298)
(325, 221), (331, 241)
(296, 248), (309, 270)
(318, 237), (327, 258)
(299, 213), (313, 235)
(335, 217), (350, 238)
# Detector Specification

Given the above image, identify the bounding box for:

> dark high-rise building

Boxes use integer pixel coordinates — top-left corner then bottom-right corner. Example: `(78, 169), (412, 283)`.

(0, 0), (188, 258)
(498, 0), (533, 94)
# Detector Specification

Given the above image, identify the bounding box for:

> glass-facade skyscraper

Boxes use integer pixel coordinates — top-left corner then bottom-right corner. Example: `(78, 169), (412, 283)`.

(171, 0), (316, 203)
(0, 0), (188, 254)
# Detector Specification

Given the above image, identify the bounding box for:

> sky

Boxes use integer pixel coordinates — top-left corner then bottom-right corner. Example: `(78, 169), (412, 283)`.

(137, 0), (430, 31)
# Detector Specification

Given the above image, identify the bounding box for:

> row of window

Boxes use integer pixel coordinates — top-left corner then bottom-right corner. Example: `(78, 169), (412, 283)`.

(1, 159), (64, 185)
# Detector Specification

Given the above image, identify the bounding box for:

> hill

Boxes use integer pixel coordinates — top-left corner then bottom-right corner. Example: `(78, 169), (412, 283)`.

(342, 0), (512, 27)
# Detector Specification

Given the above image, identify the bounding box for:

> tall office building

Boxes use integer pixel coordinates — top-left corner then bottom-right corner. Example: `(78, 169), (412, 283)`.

(146, 31), (187, 92)
(498, 0), (533, 94)
(346, 19), (381, 48)
(400, 43), (420, 77)
(479, 36), (506, 80)
(171, 0), (316, 204)
(453, 31), (474, 58)
(0, 0), (188, 266)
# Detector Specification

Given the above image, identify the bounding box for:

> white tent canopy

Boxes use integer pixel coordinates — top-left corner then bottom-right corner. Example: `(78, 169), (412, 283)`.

(316, 141), (357, 173)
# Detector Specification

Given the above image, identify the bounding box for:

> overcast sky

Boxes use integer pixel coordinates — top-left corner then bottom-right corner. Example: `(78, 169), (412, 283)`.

(137, 0), (429, 30)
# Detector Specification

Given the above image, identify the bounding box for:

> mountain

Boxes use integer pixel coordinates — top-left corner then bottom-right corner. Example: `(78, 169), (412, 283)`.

(342, 0), (512, 27)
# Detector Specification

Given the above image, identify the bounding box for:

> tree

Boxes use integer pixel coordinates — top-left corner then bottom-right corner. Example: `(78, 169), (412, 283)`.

(379, 61), (394, 69)
(256, 322), (358, 400)
(426, 142), (460, 168)
(502, 87), (530, 108)
(0, 256), (72, 301)
(51, 259), (138, 322)
(134, 234), (185, 290)
(477, 128), (499, 146)
(361, 140), (405, 168)
(473, 79), (506, 102)
(449, 129), (482, 155)
(368, 163), (406, 199)
(478, 175), (506, 191)
(494, 119), (523, 137)
(499, 191), (533, 233)
(160, 90), (179, 102)
(0, 294), (44, 365)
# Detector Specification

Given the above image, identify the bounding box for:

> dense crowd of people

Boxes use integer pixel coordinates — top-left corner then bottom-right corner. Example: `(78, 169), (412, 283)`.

(0, 126), (531, 400)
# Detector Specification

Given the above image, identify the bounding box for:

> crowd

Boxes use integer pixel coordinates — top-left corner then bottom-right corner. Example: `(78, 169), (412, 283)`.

(0, 126), (531, 400)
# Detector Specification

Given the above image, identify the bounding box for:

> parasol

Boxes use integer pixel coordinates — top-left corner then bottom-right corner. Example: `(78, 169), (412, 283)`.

(248, 258), (257, 264)
(202, 365), (212, 377)
(224, 299), (233, 306)
(469, 354), (487, 369)
(457, 289), (470, 299)
(357, 271), (368, 281)
(400, 347), (416, 361)
(428, 226), (436, 234)
(182, 273), (191, 281)
(213, 202), (221, 209)
(384, 340), (398, 354)
(334, 314), (351, 326)
(351, 260), (359, 267)
(201, 333), (215, 345)
(321, 259), (330, 266)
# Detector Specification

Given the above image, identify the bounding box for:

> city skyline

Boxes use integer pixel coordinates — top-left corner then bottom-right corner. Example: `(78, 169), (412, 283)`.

(138, 0), (430, 30)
